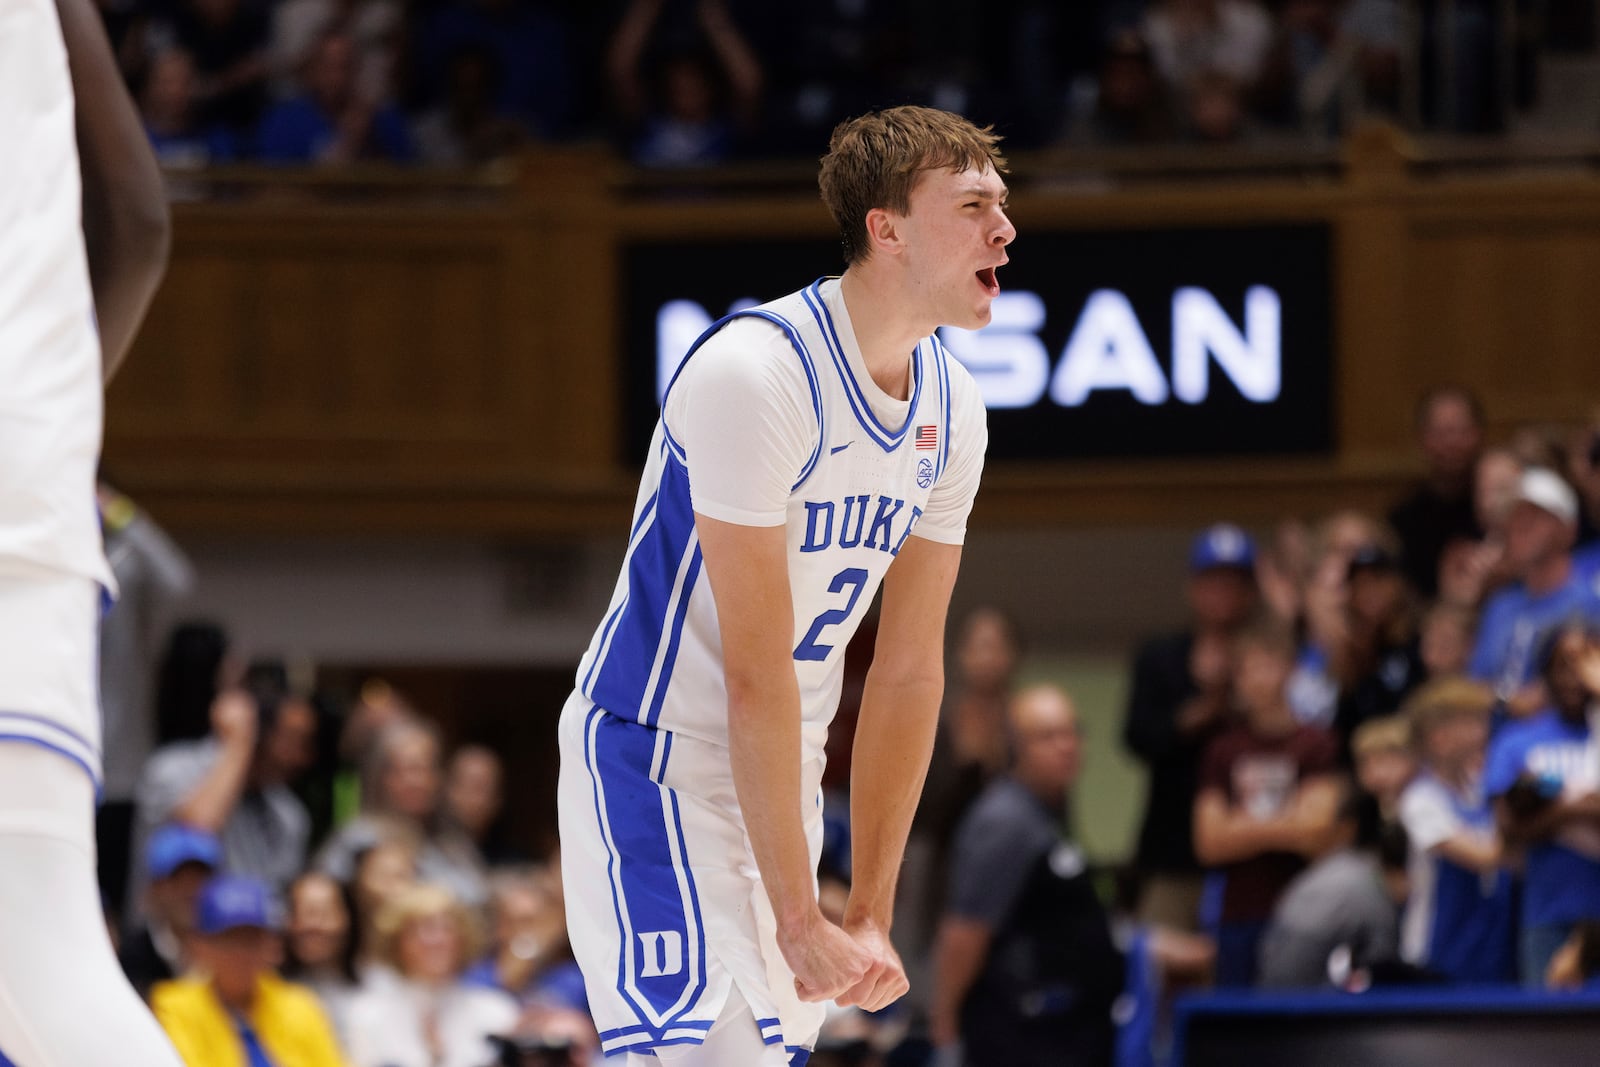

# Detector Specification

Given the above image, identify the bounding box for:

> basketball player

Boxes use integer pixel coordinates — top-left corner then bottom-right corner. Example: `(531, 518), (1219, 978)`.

(1, 1), (173, 1064)
(557, 106), (1011, 1065)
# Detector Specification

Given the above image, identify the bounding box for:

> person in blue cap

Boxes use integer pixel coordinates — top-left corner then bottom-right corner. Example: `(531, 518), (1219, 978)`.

(120, 823), (224, 999)
(152, 874), (348, 1067)
(1122, 523), (1260, 932)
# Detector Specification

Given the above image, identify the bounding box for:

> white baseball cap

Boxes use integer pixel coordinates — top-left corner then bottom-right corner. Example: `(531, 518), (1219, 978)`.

(1513, 467), (1579, 526)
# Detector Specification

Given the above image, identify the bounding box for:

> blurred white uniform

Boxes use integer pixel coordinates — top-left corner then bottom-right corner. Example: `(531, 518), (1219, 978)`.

(0, 4), (182, 1066)
(558, 279), (986, 1064)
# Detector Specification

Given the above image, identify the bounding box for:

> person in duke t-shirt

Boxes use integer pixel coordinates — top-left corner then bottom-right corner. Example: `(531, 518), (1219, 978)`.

(1486, 624), (1600, 985)
(1470, 468), (1600, 716)
(1398, 678), (1515, 984)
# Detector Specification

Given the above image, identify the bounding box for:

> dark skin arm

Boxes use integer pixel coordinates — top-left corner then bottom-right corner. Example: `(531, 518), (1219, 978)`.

(55, 0), (170, 381)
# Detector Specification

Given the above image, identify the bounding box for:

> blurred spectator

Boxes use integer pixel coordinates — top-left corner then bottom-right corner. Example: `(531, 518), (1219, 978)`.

(351, 836), (421, 969)
(151, 0), (271, 133)
(607, 0), (763, 167)
(1565, 412), (1600, 552)
(317, 718), (489, 909)
(1143, 0), (1274, 98)
(1486, 625), (1600, 985)
(1419, 601), (1477, 680)
(462, 868), (586, 1014)
(1258, 781), (1406, 988)
(155, 621), (231, 746)
(1437, 446), (1525, 609)
(257, 31), (416, 164)
(1182, 69), (1256, 142)
(283, 870), (362, 1045)
(1469, 468), (1600, 714)
(1124, 524), (1256, 932)
(417, 0), (573, 140)
(1351, 716), (1415, 822)
(1069, 30), (1179, 145)
(152, 874), (348, 1067)
(411, 47), (528, 166)
(1388, 386), (1486, 600)
(931, 685), (1123, 1067)
(97, 482), (196, 922)
(1262, 0), (1402, 134)
(1334, 543), (1425, 748)
(132, 676), (317, 915)
(899, 607), (1021, 1015)
(443, 744), (524, 867)
(270, 0), (401, 104)
(120, 823), (221, 1000)
(1287, 510), (1391, 730)
(139, 47), (239, 167)
(1397, 678), (1515, 984)
(345, 882), (519, 1067)
(1194, 620), (1342, 986)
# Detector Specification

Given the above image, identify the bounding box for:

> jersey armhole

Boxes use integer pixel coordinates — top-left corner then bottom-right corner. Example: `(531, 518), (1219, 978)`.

(661, 309), (825, 490)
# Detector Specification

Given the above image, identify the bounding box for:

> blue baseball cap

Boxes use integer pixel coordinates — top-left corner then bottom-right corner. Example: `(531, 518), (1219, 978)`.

(1189, 524), (1256, 573)
(197, 875), (280, 935)
(146, 823), (223, 881)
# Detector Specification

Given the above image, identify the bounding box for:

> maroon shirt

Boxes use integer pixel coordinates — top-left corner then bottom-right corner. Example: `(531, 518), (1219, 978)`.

(1199, 723), (1340, 923)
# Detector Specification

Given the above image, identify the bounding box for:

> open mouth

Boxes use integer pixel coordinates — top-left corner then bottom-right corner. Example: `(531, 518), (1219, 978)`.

(976, 266), (1000, 297)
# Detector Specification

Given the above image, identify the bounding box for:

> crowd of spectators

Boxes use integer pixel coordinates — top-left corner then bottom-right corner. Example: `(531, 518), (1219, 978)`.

(90, 386), (1600, 1067)
(93, 0), (1577, 173)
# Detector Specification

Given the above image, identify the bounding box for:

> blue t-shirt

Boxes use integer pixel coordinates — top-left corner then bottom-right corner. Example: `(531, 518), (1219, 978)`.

(1484, 709), (1600, 927)
(255, 97), (415, 164)
(1469, 570), (1600, 696)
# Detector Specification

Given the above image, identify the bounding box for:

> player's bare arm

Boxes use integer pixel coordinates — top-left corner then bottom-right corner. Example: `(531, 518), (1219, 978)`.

(55, 0), (170, 381)
(694, 512), (873, 1003)
(843, 533), (963, 1011)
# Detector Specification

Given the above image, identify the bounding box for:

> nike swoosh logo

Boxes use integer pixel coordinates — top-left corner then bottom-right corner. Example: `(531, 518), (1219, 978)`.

(830, 442), (852, 455)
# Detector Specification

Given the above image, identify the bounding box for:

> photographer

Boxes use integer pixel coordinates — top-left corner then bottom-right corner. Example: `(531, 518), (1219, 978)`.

(130, 666), (317, 913)
(1485, 624), (1600, 985)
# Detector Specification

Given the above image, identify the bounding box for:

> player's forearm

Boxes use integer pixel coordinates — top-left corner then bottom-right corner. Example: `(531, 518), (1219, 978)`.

(727, 673), (820, 932)
(54, 0), (170, 381)
(845, 670), (943, 930)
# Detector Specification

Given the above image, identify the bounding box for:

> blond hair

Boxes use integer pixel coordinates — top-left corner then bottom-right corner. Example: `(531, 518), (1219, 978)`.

(371, 882), (484, 973)
(818, 106), (1007, 266)
(1403, 677), (1495, 741)
(1351, 715), (1411, 759)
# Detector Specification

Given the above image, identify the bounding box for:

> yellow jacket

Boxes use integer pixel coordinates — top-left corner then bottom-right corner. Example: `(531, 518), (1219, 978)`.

(152, 973), (349, 1067)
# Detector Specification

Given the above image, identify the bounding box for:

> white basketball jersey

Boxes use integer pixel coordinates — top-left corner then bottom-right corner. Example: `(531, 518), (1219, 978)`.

(0, 0), (112, 588)
(576, 278), (986, 761)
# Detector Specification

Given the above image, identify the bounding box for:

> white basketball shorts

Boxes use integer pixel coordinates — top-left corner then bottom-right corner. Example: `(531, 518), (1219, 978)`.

(556, 690), (826, 1064)
(0, 566), (102, 821)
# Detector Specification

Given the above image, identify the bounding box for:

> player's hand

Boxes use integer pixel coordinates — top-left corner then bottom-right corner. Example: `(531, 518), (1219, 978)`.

(837, 919), (909, 1012)
(777, 910), (872, 1004)
(211, 688), (258, 749)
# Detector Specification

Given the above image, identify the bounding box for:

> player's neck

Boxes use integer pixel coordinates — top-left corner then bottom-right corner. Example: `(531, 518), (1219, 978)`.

(838, 268), (926, 402)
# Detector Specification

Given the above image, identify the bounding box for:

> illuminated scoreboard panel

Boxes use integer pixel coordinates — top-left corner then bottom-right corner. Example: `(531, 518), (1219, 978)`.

(622, 225), (1332, 463)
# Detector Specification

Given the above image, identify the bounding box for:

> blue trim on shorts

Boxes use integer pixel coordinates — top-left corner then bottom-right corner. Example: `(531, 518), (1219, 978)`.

(0, 1038), (18, 1067)
(0, 734), (102, 800)
(788, 1046), (812, 1065)
(0, 710), (100, 757)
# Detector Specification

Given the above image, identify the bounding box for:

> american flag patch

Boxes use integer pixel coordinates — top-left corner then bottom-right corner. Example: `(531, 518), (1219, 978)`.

(915, 424), (938, 450)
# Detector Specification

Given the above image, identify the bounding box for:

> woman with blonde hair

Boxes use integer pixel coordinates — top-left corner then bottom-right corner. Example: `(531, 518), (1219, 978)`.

(344, 882), (518, 1067)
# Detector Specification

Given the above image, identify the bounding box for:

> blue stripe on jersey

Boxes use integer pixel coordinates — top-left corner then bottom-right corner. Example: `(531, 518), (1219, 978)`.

(585, 453), (697, 721)
(642, 545), (701, 729)
(580, 482), (664, 697)
(931, 335), (953, 481)
(802, 280), (923, 452)
(0, 1039), (17, 1067)
(662, 308), (825, 491)
(585, 706), (709, 1032)
(0, 709), (101, 757)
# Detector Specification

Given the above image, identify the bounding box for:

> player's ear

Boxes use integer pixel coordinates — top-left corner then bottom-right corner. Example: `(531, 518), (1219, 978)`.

(863, 206), (904, 257)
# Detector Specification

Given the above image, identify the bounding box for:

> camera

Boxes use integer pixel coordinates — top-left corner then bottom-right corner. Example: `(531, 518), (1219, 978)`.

(489, 1034), (576, 1067)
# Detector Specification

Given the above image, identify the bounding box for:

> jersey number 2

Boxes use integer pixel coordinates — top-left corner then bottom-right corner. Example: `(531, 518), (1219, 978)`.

(793, 567), (870, 662)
